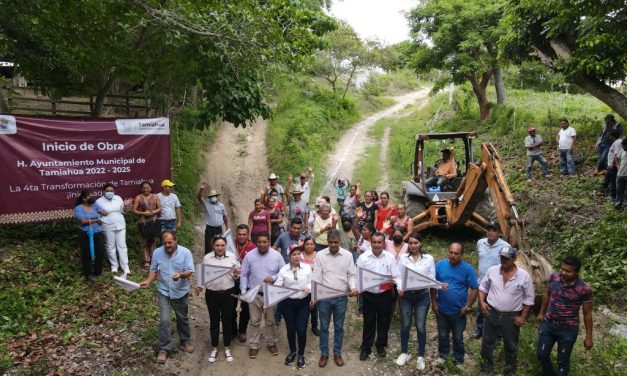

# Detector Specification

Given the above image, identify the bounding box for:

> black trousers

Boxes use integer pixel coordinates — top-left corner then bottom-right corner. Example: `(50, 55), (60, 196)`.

(204, 225), (223, 255)
(205, 288), (236, 347)
(280, 295), (311, 355)
(361, 290), (395, 351)
(77, 230), (105, 278)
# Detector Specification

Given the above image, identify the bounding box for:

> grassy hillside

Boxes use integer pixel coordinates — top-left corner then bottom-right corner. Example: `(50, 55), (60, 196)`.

(0, 112), (216, 374)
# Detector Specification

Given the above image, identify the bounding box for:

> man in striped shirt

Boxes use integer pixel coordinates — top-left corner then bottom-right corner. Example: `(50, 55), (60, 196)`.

(479, 246), (534, 376)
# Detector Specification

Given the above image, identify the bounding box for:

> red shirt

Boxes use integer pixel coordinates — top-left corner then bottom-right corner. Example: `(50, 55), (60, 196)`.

(236, 240), (257, 261)
(375, 205), (397, 233)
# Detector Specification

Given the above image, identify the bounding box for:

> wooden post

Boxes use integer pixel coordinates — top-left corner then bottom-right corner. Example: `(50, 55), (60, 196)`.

(89, 95), (94, 114)
(125, 95), (130, 117)
(51, 99), (57, 115)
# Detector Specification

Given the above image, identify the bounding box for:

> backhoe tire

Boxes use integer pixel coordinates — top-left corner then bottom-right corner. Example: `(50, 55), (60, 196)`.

(405, 195), (426, 219)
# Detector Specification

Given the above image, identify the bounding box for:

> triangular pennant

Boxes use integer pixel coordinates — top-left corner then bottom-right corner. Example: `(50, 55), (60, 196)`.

(113, 276), (140, 293)
(433, 193), (440, 201)
(223, 229), (238, 260)
(400, 265), (444, 291)
(196, 263), (234, 286)
(235, 284), (261, 303)
(357, 266), (392, 292)
(311, 280), (348, 302)
(262, 283), (301, 308)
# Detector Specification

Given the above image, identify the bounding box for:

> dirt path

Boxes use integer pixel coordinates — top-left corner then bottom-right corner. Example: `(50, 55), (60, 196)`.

(319, 89), (430, 198)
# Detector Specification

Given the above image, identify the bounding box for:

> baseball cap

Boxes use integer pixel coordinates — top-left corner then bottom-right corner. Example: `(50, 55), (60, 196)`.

(486, 220), (500, 231)
(161, 179), (175, 187)
(499, 246), (517, 259)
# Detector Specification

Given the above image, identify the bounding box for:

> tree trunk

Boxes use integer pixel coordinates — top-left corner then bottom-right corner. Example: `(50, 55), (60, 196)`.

(91, 76), (116, 117)
(0, 85), (8, 113)
(568, 73), (627, 120)
(469, 70), (495, 120)
(494, 67), (506, 104)
(341, 64), (357, 100)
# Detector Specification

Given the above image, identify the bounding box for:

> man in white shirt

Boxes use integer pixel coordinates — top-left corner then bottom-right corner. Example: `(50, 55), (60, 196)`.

(524, 127), (549, 179)
(557, 118), (577, 175)
(157, 179), (182, 231)
(615, 139), (627, 209)
(601, 131), (622, 198)
(356, 232), (401, 361)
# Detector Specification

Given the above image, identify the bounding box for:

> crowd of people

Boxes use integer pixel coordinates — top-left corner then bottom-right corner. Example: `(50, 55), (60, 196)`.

(70, 115), (619, 373)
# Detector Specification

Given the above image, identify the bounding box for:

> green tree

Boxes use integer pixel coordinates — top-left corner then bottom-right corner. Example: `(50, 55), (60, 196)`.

(499, 0), (627, 119)
(407, 0), (505, 120)
(0, 0), (335, 125)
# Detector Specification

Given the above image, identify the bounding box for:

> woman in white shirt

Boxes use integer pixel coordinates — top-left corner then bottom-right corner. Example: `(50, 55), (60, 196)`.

(395, 232), (435, 370)
(196, 236), (240, 364)
(95, 183), (133, 277)
(275, 246), (312, 369)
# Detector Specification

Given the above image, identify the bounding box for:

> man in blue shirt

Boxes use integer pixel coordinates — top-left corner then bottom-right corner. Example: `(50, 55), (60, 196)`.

(273, 218), (305, 262)
(140, 230), (195, 364)
(472, 221), (510, 339)
(430, 242), (478, 366)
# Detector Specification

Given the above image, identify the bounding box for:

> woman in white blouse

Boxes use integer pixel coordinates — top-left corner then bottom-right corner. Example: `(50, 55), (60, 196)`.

(395, 232), (435, 370)
(95, 183), (133, 277)
(196, 236), (240, 364)
(275, 246), (312, 369)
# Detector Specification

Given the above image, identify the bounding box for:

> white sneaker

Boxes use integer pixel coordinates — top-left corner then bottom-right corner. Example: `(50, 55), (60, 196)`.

(224, 349), (233, 363)
(435, 357), (446, 365)
(208, 349), (218, 363)
(395, 353), (411, 366)
(416, 356), (426, 370)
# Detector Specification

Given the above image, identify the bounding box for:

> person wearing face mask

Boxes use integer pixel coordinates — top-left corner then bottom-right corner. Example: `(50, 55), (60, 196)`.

(96, 183), (133, 277)
(338, 216), (359, 262)
(198, 182), (229, 255)
(385, 226), (408, 260)
(74, 190), (108, 282)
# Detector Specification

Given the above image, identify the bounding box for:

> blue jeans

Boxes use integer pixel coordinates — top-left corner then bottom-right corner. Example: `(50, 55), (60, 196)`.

(157, 292), (191, 353)
(399, 290), (430, 355)
(597, 143), (609, 171)
(537, 320), (579, 376)
(425, 176), (446, 190)
(559, 149), (576, 174)
(317, 296), (348, 356)
(436, 313), (467, 363)
(527, 154), (548, 178)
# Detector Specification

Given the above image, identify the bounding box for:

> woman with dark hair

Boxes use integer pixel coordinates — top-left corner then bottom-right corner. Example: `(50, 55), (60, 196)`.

(395, 232), (435, 370)
(389, 203), (413, 241)
(74, 190), (107, 282)
(248, 199), (270, 243)
(132, 182), (161, 267)
(300, 237), (319, 336)
(374, 191), (396, 234)
(96, 183), (133, 277)
(267, 197), (284, 246)
(275, 246), (312, 369)
(197, 236), (240, 364)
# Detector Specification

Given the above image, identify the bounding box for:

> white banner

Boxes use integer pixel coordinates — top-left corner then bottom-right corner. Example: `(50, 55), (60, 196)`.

(400, 265), (444, 291)
(357, 266), (392, 292)
(195, 263), (234, 287)
(311, 280), (348, 302)
(113, 276), (140, 293)
(235, 284), (261, 303)
(263, 283), (301, 308)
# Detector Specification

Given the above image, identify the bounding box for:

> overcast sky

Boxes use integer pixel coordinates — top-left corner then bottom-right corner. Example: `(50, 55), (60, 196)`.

(330, 0), (416, 45)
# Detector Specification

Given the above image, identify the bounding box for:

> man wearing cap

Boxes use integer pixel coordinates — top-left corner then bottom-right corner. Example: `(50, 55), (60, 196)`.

(197, 182), (229, 255)
(425, 149), (457, 191)
(264, 173), (286, 203)
(293, 166), (314, 204)
(479, 246), (534, 376)
(285, 185), (309, 225)
(557, 118), (577, 175)
(157, 180), (182, 232)
(471, 221), (511, 340)
(595, 114), (623, 174)
(524, 127), (549, 179)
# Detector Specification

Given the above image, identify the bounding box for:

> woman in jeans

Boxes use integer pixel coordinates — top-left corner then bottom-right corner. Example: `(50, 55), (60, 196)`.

(73, 190), (107, 282)
(196, 236), (240, 363)
(275, 246), (312, 369)
(396, 232), (435, 370)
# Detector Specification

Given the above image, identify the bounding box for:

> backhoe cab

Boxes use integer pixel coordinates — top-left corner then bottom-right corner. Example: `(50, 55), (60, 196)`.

(402, 131), (552, 296)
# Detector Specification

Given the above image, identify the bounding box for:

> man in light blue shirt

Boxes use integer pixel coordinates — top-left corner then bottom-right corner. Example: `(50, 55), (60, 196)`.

(240, 232), (285, 358)
(140, 230), (195, 364)
(472, 221), (510, 339)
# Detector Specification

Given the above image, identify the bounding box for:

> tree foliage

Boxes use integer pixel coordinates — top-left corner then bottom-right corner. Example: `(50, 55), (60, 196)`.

(0, 0), (336, 125)
(499, 0), (627, 119)
(407, 0), (505, 120)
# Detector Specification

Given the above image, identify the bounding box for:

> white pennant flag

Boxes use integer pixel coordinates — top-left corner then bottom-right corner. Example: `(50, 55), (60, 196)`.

(223, 229), (238, 260)
(311, 280), (348, 302)
(236, 284), (262, 303)
(400, 265), (444, 291)
(113, 276), (140, 293)
(263, 283), (301, 308)
(195, 263), (234, 287)
(357, 266), (392, 292)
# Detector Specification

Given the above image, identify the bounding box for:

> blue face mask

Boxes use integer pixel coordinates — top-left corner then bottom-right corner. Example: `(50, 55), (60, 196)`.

(104, 192), (114, 200)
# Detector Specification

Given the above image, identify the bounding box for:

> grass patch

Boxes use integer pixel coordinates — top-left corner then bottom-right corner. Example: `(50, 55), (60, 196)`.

(351, 145), (383, 193)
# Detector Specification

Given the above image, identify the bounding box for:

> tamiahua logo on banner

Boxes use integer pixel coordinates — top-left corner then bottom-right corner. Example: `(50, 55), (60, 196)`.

(0, 115), (171, 224)
(357, 266), (392, 292)
(400, 265), (445, 291)
(195, 263), (235, 287)
(262, 283), (301, 308)
(311, 280), (348, 302)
